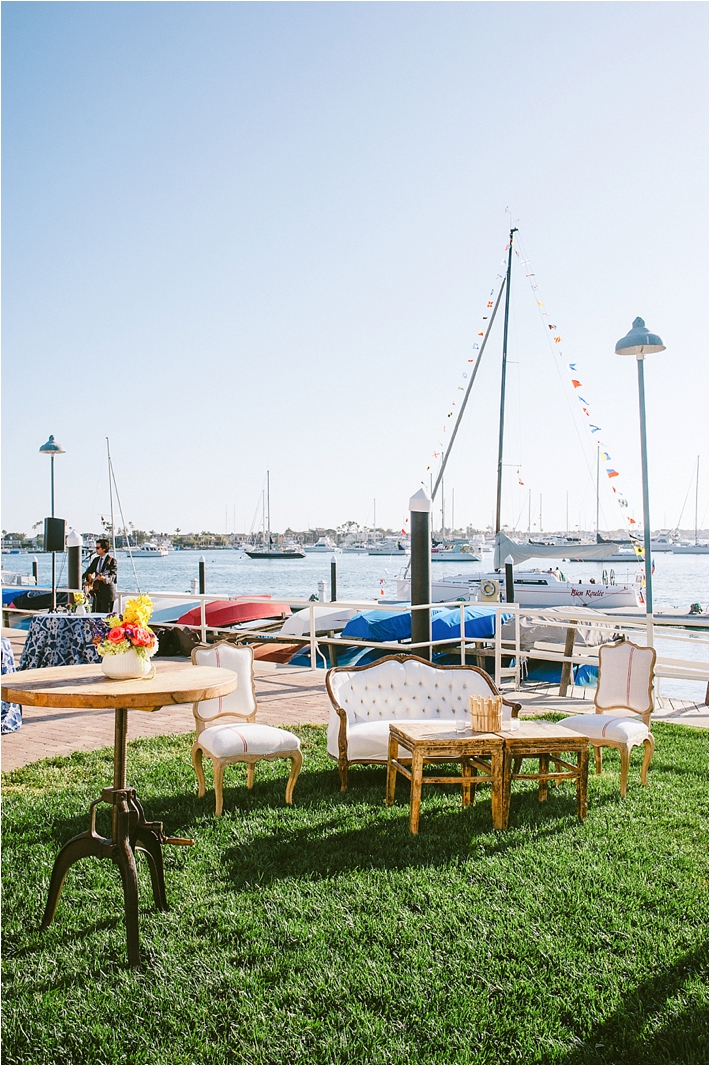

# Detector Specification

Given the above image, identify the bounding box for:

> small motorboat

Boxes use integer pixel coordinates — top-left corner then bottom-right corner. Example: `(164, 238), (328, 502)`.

(119, 543), (169, 557)
(304, 537), (339, 553)
(177, 599), (291, 628)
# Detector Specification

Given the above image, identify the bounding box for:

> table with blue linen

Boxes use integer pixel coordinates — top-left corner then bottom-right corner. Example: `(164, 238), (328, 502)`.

(19, 614), (104, 672)
(1, 636), (23, 733)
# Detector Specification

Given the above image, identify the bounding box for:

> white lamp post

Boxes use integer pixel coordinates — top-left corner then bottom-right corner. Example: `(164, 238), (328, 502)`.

(615, 318), (665, 647)
(39, 434), (65, 517)
(39, 434), (66, 610)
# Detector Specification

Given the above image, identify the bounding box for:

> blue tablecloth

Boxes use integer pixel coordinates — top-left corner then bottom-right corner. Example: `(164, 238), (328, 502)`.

(19, 614), (104, 671)
(1, 636), (22, 733)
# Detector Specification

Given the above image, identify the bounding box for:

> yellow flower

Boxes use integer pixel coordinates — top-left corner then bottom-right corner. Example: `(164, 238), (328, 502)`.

(122, 595), (153, 627)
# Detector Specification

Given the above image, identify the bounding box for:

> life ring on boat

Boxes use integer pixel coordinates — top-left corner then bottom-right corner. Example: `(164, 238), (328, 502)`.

(480, 579), (498, 599)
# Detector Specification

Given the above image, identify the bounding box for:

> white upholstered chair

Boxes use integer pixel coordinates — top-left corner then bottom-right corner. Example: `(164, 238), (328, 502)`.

(326, 654), (520, 791)
(559, 639), (656, 798)
(190, 643), (302, 816)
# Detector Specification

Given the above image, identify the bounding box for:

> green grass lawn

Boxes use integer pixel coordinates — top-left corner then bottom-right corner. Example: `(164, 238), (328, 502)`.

(2, 721), (708, 1066)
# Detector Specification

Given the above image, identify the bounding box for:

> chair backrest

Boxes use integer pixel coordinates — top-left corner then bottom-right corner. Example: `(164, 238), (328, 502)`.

(595, 640), (656, 720)
(190, 642), (257, 733)
(326, 654), (500, 726)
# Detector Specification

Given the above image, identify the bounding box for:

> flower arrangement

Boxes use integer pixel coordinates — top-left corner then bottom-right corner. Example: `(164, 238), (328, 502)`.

(73, 592), (90, 612)
(94, 596), (158, 660)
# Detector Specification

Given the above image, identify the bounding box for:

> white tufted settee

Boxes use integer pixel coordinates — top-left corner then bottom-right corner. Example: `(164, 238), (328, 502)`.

(326, 654), (521, 790)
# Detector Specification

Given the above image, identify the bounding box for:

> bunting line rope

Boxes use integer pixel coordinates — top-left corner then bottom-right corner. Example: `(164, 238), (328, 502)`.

(514, 233), (640, 539)
(425, 244), (511, 494)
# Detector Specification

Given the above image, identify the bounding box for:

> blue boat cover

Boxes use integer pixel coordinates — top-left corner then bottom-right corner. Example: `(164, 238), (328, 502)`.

(341, 605), (509, 642)
(432, 605), (511, 639)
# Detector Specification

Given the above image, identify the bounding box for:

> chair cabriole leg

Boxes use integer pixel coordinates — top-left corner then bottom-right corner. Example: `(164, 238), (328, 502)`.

(640, 734), (655, 785)
(191, 745), (206, 798)
(594, 746), (602, 775)
(213, 762), (225, 817)
(246, 763), (255, 790)
(619, 744), (631, 798)
(285, 751), (302, 805)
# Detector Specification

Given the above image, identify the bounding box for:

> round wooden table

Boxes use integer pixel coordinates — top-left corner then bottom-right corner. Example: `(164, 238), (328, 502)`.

(1, 660), (237, 968)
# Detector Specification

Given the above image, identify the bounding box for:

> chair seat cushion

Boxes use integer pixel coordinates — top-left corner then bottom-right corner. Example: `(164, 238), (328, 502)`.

(197, 723), (301, 759)
(559, 713), (649, 744)
(346, 720), (418, 762)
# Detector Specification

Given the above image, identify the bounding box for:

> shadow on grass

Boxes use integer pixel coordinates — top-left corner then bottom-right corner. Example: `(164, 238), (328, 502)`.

(213, 769), (596, 890)
(565, 942), (709, 1065)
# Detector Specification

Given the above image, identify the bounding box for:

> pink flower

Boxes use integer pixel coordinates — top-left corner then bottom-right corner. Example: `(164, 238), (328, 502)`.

(107, 627), (125, 643)
(131, 627), (155, 648)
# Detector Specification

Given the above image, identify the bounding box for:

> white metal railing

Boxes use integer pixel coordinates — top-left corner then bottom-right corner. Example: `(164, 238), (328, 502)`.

(3, 584), (708, 693)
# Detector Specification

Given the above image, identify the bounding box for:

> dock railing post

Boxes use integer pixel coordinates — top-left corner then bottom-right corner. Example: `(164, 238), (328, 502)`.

(309, 602), (317, 671)
(409, 488), (431, 662)
(200, 598), (207, 644)
(559, 623), (576, 697)
(460, 602), (466, 665)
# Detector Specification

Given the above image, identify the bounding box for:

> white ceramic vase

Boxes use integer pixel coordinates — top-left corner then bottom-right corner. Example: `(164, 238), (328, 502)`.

(101, 648), (153, 680)
(75, 605), (87, 616)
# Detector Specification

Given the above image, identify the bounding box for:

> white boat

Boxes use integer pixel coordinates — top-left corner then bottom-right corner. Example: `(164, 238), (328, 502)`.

(1, 569), (37, 587)
(304, 537), (339, 553)
(650, 532), (678, 552)
(341, 543), (369, 554)
(369, 539), (409, 556)
(120, 543), (168, 557)
(397, 568), (639, 609)
(431, 544), (481, 563)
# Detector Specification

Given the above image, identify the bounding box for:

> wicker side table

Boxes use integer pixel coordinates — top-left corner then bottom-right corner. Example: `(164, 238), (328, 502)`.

(386, 721), (505, 833)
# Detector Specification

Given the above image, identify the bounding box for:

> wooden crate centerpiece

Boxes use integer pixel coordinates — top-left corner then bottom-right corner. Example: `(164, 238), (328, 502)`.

(469, 694), (502, 733)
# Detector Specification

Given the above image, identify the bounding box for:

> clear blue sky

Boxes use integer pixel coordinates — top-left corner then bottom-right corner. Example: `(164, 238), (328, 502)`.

(2, 1), (707, 537)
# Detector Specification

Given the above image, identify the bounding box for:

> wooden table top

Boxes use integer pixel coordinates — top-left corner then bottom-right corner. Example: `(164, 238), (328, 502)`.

(388, 721), (502, 746)
(388, 718), (588, 749)
(0, 660), (237, 712)
(496, 719), (589, 748)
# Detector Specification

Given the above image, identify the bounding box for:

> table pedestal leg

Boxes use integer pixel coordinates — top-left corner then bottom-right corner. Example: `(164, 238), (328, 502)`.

(40, 706), (191, 968)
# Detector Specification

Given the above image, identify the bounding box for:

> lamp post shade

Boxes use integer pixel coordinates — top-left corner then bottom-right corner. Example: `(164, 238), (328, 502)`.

(615, 318), (665, 357)
(39, 435), (66, 456)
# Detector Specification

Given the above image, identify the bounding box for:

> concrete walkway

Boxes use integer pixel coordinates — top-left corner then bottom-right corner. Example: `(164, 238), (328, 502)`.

(2, 629), (706, 772)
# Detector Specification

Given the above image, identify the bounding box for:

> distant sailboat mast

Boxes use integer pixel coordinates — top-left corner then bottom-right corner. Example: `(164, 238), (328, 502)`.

(494, 227), (517, 535)
(694, 454), (700, 545)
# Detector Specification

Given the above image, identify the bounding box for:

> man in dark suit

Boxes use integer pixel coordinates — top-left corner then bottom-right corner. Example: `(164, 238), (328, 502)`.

(83, 538), (118, 613)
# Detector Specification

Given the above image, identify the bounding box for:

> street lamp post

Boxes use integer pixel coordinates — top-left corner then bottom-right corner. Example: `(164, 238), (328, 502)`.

(39, 435), (66, 610)
(615, 318), (665, 648)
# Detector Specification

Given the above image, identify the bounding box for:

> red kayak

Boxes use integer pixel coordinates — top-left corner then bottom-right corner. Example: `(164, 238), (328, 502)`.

(177, 599), (291, 628)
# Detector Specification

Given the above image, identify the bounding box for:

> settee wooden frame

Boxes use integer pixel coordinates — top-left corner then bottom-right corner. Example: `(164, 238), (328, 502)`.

(325, 653), (521, 791)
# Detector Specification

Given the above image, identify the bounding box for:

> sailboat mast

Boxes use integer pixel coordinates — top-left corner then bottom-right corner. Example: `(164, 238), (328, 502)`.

(441, 475), (445, 539)
(592, 443), (596, 541)
(494, 227), (517, 535)
(106, 438), (116, 556)
(566, 491), (569, 537)
(690, 454), (695, 545)
(267, 471), (271, 545)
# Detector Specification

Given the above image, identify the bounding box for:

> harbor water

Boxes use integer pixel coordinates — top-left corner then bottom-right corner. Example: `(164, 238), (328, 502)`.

(4, 548), (708, 700)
